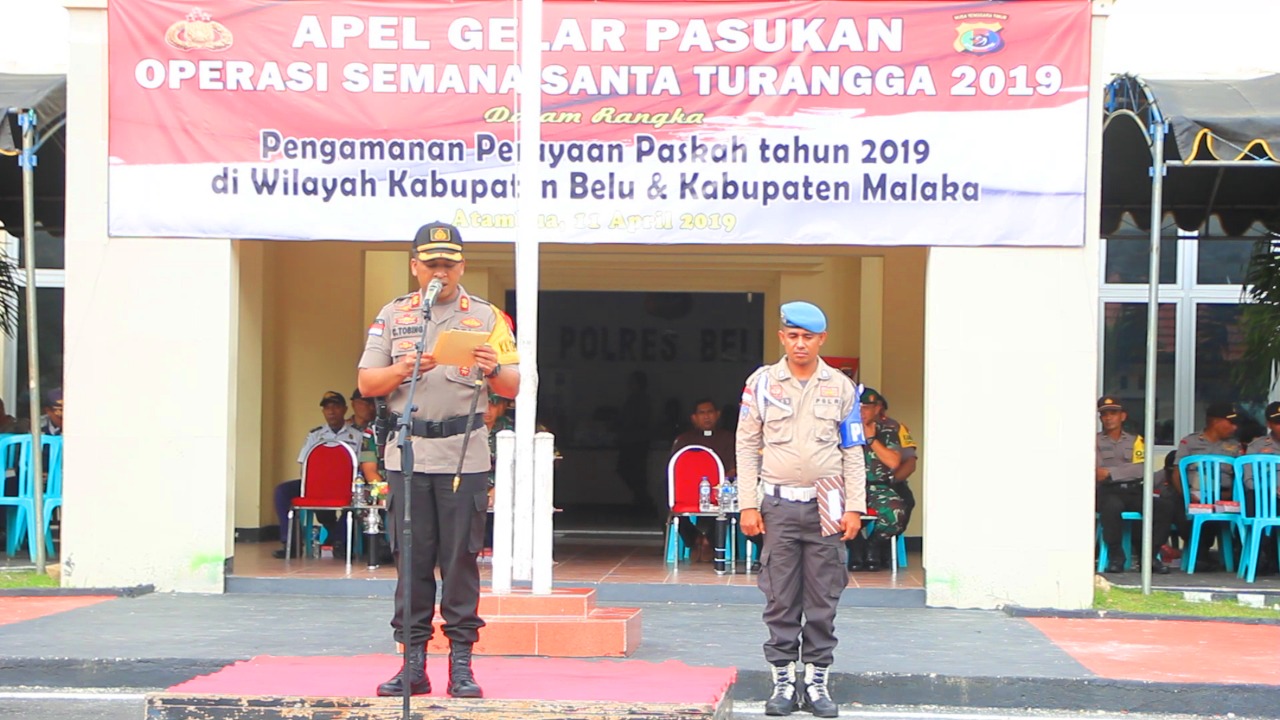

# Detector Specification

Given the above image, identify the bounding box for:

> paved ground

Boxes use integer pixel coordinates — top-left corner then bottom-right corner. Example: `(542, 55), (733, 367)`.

(3, 591), (1279, 715)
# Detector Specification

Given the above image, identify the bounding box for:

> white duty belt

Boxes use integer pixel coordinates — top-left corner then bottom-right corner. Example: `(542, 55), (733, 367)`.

(760, 481), (818, 503)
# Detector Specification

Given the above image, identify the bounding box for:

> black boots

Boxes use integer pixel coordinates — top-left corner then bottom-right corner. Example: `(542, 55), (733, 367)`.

(845, 539), (866, 571)
(376, 645), (429, 697)
(865, 539), (885, 572)
(764, 662), (800, 716)
(802, 663), (839, 717)
(448, 642), (483, 698)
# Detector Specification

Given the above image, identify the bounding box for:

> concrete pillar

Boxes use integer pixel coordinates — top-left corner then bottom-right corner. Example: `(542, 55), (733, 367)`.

(61, 0), (236, 591)
(921, 247), (1097, 609)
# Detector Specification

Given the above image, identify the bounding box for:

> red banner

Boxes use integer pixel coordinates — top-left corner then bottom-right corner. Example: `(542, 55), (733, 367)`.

(108, 1), (1093, 245)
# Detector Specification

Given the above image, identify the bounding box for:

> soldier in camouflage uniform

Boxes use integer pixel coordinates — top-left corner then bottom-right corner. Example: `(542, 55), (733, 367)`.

(845, 388), (904, 571)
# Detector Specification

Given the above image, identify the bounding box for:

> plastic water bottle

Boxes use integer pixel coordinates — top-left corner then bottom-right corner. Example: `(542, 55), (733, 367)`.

(722, 481), (737, 512)
(699, 476), (712, 512)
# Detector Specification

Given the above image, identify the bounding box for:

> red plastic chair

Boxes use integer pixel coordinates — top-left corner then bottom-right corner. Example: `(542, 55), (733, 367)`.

(664, 445), (725, 563)
(285, 441), (359, 563)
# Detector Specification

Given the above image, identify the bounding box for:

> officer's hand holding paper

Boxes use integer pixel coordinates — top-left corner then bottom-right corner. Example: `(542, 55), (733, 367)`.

(431, 329), (490, 367)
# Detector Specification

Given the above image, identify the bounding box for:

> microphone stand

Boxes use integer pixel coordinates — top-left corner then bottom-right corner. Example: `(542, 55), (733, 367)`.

(395, 282), (437, 720)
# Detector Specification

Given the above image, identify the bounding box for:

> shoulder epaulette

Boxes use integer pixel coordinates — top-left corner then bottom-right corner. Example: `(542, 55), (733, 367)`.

(309, 425), (323, 433)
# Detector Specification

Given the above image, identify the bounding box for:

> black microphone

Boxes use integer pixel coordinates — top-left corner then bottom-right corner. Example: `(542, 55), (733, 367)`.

(422, 278), (443, 308)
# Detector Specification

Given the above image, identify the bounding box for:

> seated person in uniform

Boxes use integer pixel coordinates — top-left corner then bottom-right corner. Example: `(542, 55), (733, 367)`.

(847, 387), (904, 571)
(877, 393), (918, 530)
(348, 388), (377, 432)
(670, 398), (736, 562)
(1241, 402), (1280, 575)
(272, 391), (365, 559)
(1095, 396), (1171, 574)
(1173, 402), (1243, 570)
(41, 389), (63, 436)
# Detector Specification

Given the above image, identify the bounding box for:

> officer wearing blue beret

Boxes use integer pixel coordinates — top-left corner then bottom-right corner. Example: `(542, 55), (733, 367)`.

(736, 301), (867, 717)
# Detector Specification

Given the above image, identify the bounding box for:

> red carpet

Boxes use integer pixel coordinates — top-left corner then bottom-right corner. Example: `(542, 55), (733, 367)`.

(1029, 618), (1280, 685)
(169, 655), (737, 703)
(0, 596), (115, 626)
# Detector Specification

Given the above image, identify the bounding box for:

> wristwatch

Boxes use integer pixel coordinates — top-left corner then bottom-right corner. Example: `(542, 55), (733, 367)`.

(485, 363), (502, 379)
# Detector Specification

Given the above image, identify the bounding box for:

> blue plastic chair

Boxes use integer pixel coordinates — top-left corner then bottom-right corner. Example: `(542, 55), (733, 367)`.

(39, 436), (63, 557)
(1234, 454), (1280, 583)
(1178, 454), (1245, 574)
(4, 436), (62, 558)
(0, 435), (32, 558)
(1095, 510), (1143, 572)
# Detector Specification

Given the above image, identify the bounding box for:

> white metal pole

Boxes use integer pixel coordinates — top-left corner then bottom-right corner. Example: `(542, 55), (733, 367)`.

(19, 108), (46, 574)
(512, 0), (544, 583)
(492, 429), (516, 594)
(532, 431), (555, 594)
(1140, 119), (1165, 595)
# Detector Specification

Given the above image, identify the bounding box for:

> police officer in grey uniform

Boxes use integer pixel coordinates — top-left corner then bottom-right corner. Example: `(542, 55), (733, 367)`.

(1175, 403), (1243, 501)
(358, 222), (520, 699)
(1174, 402), (1242, 570)
(272, 391), (364, 559)
(737, 301), (866, 718)
(1095, 396), (1171, 574)
(1242, 402), (1280, 574)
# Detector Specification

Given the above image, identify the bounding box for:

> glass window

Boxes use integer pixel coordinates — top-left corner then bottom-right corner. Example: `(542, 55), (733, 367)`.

(14, 287), (64, 411)
(1193, 303), (1266, 435)
(1104, 237), (1177, 284)
(1196, 238), (1255, 285)
(15, 227), (65, 270)
(1101, 302), (1176, 444)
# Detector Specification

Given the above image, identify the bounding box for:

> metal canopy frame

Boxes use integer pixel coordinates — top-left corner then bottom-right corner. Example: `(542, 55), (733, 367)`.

(1103, 73), (1279, 594)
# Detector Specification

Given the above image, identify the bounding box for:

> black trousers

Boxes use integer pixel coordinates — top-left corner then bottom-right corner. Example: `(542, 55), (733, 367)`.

(1097, 484), (1174, 562)
(387, 471), (488, 648)
(758, 496), (846, 667)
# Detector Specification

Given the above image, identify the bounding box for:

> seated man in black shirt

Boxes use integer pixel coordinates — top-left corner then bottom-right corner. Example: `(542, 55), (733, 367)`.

(671, 398), (737, 562)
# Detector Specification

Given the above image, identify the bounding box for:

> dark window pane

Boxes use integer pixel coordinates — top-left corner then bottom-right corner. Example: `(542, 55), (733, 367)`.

(1194, 304), (1266, 434)
(1104, 237), (1177, 284)
(15, 228), (65, 270)
(1196, 238), (1253, 285)
(15, 288), (64, 412)
(1101, 302), (1176, 444)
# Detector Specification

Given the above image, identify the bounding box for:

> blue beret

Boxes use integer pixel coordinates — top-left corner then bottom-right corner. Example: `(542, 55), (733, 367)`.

(780, 301), (827, 333)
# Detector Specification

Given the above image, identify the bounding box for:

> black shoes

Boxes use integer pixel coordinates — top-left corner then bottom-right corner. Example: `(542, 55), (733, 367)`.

(1104, 559), (1125, 574)
(764, 662), (800, 716)
(802, 663), (839, 718)
(376, 645), (430, 697)
(751, 561), (762, 573)
(271, 545), (299, 560)
(448, 643), (483, 698)
(865, 541), (886, 572)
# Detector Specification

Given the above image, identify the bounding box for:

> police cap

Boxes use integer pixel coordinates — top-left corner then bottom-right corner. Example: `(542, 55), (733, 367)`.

(1205, 402), (1240, 423)
(413, 222), (464, 262)
(1267, 401), (1280, 423)
(1097, 396), (1124, 411)
(780, 301), (827, 333)
(319, 391), (346, 407)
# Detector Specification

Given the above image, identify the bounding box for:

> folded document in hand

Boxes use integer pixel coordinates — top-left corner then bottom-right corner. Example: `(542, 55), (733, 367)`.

(430, 329), (490, 366)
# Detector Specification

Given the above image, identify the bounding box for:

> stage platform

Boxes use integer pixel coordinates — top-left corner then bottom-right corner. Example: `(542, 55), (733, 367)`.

(146, 655), (736, 720)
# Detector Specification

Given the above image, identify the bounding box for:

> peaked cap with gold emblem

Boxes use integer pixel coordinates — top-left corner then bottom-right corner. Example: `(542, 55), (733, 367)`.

(412, 222), (464, 262)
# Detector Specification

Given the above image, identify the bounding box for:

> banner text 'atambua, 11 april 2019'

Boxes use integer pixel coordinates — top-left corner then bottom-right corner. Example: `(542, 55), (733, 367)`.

(108, 1), (1091, 245)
